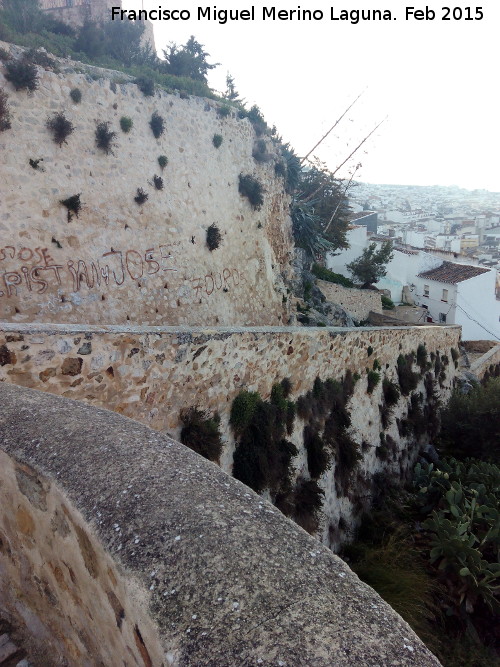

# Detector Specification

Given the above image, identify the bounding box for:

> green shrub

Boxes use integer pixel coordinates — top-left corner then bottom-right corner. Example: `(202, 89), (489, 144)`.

(216, 104), (231, 117)
(229, 390), (260, 433)
(246, 104), (267, 136)
(367, 346), (373, 357)
(416, 343), (428, 373)
(120, 116), (133, 133)
(414, 457), (500, 616)
(134, 188), (148, 205)
(0, 88), (11, 131)
(60, 193), (81, 222)
(252, 138), (268, 162)
(179, 406), (223, 463)
(46, 111), (74, 146)
(367, 370), (381, 394)
(372, 359), (381, 371)
(212, 133), (222, 148)
(95, 121), (117, 155)
(149, 111), (165, 138)
(238, 173), (264, 210)
(135, 76), (155, 96)
(311, 263), (354, 287)
(289, 478), (324, 534)
(304, 426), (331, 478)
(23, 47), (58, 71)
(451, 347), (459, 368)
(438, 378), (500, 462)
(382, 378), (400, 406)
(4, 58), (39, 92)
(158, 155), (168, 170)
(69, 87), (82, 103)
(397, 354), (420, 396)
(381, 294), (395, 310)
(206, 223), (222, 251)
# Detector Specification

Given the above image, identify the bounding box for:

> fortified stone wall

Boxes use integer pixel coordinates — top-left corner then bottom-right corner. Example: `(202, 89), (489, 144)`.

(0, 322), (461, 550)
(0, 46), (293, 327)
(316, 279), (383, 322)
(0, 383), (441, 666)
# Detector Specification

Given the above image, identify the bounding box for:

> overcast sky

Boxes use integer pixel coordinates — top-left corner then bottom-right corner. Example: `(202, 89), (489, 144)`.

(122, 0), (499, 191)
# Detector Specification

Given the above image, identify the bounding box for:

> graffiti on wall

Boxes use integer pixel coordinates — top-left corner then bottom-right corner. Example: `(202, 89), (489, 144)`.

(0, 245), (247, 302)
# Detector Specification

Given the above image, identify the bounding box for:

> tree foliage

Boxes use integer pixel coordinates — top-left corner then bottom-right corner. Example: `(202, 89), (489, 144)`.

(161, 36), (218, 82)
(347, 241), (394, 286)
(291, 162), (351, 258)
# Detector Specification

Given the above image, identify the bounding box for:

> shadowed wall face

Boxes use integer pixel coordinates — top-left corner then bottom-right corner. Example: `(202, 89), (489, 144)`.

(0, 450), (164, 666)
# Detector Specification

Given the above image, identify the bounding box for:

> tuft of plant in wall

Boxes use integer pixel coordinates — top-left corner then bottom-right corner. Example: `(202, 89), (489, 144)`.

(252, 139), (269, 162)
(134, 188), (148, 205)
(151, 175), (163, 190)
(206, 223), (222, 252)
(60, 193), (82, 222)
(120, 116), (133, 133)
(238, 173), (264, 210)
(149, 111), (165, 139)
(134, 76), (155, 97)
(158, 155), (168, 170)
(29, 158), (44, 171)
(179, 406), (223, 463)
(46, 111), (74, 147)
(212, 133), (223, 148)
(70, 87), (82, 104)
(4, 58), (39, 93)
(95, 121), (117, 155)
(0, 88), (12, 131)
(217, 105), (231, 118)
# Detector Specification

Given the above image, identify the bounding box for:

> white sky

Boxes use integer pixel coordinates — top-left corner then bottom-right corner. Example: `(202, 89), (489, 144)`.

(122, 0), (500, 191)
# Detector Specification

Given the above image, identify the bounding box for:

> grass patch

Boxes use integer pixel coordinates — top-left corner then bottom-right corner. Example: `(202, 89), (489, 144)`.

(238, 173), (264, 210)
(46, 111), (74, 146)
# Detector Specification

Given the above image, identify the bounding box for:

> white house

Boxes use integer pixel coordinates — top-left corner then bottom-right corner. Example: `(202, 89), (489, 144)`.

(414, 262), (500, 341)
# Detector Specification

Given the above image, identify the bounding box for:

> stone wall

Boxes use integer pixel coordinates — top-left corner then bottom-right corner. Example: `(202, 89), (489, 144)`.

(0, 383), (441, 666)
(469, 344), (500, 380)
(316, 279), (383, 322)
(0, 449), (164, 666)
(0, 322), (461, 550)
(0, 46), (293, 327)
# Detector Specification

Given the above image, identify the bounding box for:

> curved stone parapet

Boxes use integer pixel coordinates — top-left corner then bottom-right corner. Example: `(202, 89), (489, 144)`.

(0, 383), (440, 666)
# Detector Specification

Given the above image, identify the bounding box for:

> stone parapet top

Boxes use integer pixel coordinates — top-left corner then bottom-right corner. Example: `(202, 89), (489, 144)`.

(0, 383), (441, 666)
(0, 322), (462, 335)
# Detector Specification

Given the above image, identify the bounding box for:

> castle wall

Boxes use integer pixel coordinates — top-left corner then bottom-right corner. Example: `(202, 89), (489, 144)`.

(0, 47), (292, 327)
(0, 322), (461, 550)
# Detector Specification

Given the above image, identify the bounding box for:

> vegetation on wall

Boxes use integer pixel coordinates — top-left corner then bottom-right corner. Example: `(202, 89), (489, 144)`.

(151, 175), (164, 190)
(60, 193), (81, 222)
(69, 87), (81, 104)
(134, 188), (148, 205)
(179, 406), (223, 463)
(311, 263), (354, 287)
(212, 133), (222, 148)
(157, 155), (168, 170)
(46, 111), (74, 146)
(149, 111), (165, 139)
(4, 57), (38, 92)
(0, 88), (12, 131)
(95, 121), (117, 155)
(119, 116), (133, 133)
(206, 223), (222, 251)
(238, 173), (264, 210)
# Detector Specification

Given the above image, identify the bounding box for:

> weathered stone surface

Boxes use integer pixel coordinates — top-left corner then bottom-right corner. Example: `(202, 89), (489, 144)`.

(0, 383), (441, 666)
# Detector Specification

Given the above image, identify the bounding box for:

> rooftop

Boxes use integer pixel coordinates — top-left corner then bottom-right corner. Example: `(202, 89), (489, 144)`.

(418, 261), (490, 284)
